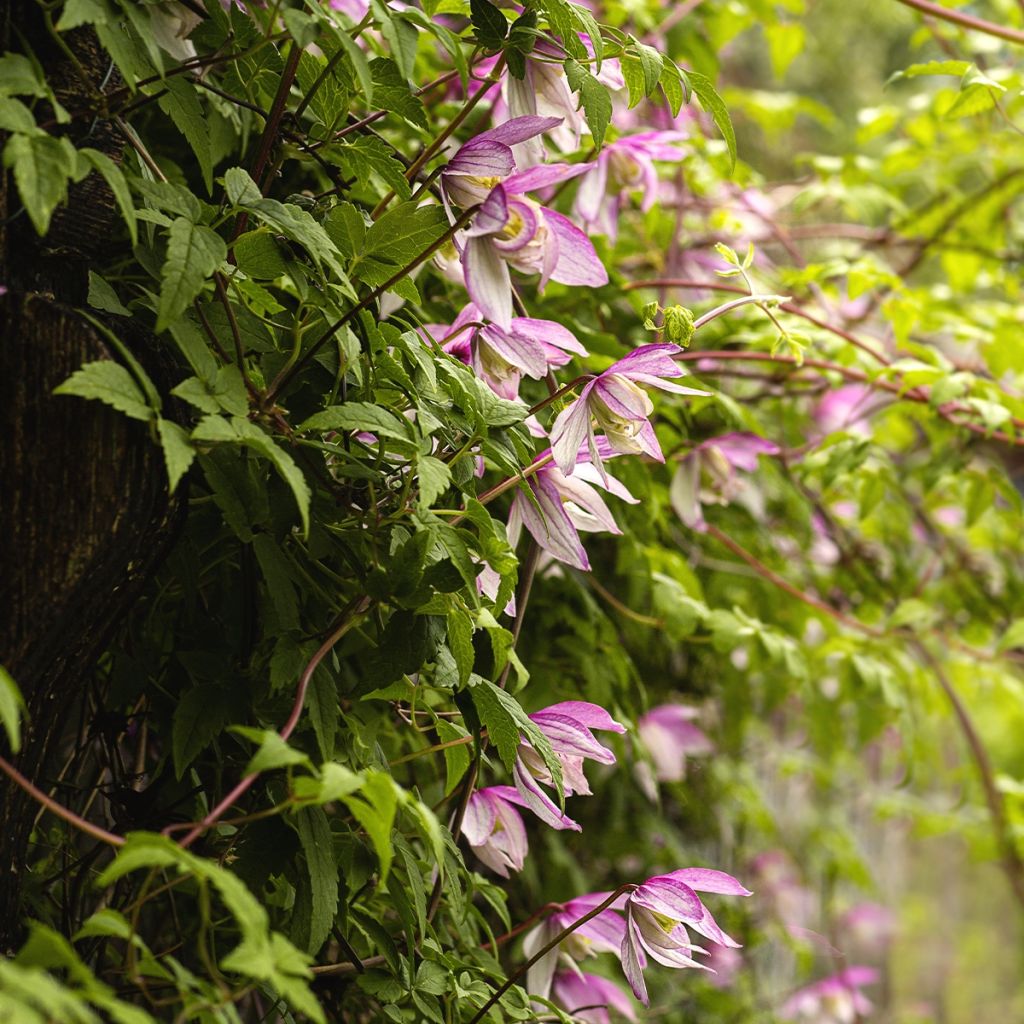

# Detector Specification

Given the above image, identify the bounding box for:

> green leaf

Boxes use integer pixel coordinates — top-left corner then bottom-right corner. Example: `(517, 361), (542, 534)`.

(360, 203), (447, 266)
(54, 360), (154, 422)
(232, 727), (313, 775)
(369, 58), (428, 130)
(336, 28), (374, 105)
(3, 132), (76, 235)
(998, 619), (1024, 653)
(685, 69), (737, 169)
(436, 719), (471, 795)
(293, 761), (363, 804)
(156, 418), (195, 491)
(87, 272), (130, 317)
(343, 770), (399, 883)
(292, 806), (339, 955)
(0, 96), (37, 134)
(0, 54), (46, 97)
(470, 0), (508, 49)
(564, 58), (612, 147)
(79, 148), (138, 245)
(233, 231), (289, 279)
(334, 135), (413, 200)
(172, 686), (232, 778)
(192, 416), (311, 535)
(446, 610), (475, 686)
(0, 666), (26, 753)
(659, 58), (690, 117)
(158, 78), (213, 194)
(417, 455), (451, 508)
(299, 402), (414, 441)
(157, 218), (227, 332)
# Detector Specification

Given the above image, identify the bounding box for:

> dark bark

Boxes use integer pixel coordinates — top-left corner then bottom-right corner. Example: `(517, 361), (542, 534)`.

(0, 8), (183, 950)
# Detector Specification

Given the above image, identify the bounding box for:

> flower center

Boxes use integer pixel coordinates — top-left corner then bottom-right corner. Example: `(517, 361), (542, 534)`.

(652, 911), (680, 934)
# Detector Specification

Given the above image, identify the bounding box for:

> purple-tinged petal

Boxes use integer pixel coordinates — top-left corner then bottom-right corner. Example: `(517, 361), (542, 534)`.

(445, 140), (516, 179)
(477, 115), (564, 147)
(707, 432), (781, 472)
(465, 185), (510, 238)
(492, 199), (541, 252)
(666, 868), (752, 898)
(462, 790), (498, 846)
(513, 757), (581, 831)
(631, 877), (704, 922)
(539, 701), (626, 733)
(622, 914), (650, 1006)
(505, 161), (594, 193)
(509, 317), (588, 356)
(464, 235), (513, 328)
(530, 713), (618, 764)
(544, 208), (609, 286)
(607, 343), (684, 378)
(550, 387), (597, 474)
(575, 155), (610, 224)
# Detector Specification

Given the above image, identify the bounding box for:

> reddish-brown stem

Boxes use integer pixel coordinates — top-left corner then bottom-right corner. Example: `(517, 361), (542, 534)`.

(892, 0), (1024, 45)
(174, 597), (372, 848)
(467, 884), (637, 1024)
(0, 754), (124, 847)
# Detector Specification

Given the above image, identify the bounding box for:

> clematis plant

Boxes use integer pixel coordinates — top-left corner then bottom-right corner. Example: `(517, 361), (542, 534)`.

(621, 869), (752, 1005)
(636, 703), (714, 786)
(507, 447), (638, 572)
(461, 786), (534, 877)
(424, 301), (586, 400)
(514, 701), (626, 830)
(670, 432), (780, 531)
(524, 892), (630, 1000)
(551, 971), (637, 1024)
(574, 131), (689, 240)
(780, 967), (879, 1023)
(550, 344), (708, 478)
(441, 117), (606, 327)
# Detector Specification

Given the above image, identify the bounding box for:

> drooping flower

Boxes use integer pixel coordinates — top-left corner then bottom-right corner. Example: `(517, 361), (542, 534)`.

(550, 344), (708, 478)
(551, 971), (637, 1024)
(813, 384), (875, 437)
(441, 118), (606, 327)
(780, 967), (879, 1023)
(574, 132), (689, 240)
(424, 301), (586, 400)
(840, 902), (896, 951)
(636, 704), (714, 784)
(507, 450), (638, 572)
(461, 786), (532, 877)
(669, 432), (780, 531)
(621, 869), (752, 1006)
(513, 701), (626, 831)
(524, 892), (630, 1000)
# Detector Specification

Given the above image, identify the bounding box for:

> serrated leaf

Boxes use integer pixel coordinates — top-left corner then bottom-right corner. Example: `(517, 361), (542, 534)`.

(417, 454), (452, 508)
(686, 69), (737, 169)
(3, 132), (76, 235)
(446, 610), (475, 686)
(156, 418), (195, 491)
(233, 727), (312, 775)
(157, 218), (227, 332)
(470, 0), (508, 49)
(158, 78), (212, 194)
(359, 203), (447, 267)
(564, 58), (612, 147)
(343, 770), (399, 883)
(436, 719), (471, 795)
(172, 686), (232, 778)
(333, 134), (413, 200)
(87, 271), (130, 316)
(233, 230), (289, 279)
(0, 666), (26, 753)
(369, 58), (428, 130)
(192, 416), (311, 535)
(299, 402), (413, 440)
(292, 807), (339, 954)
(54, 360), (153, 421)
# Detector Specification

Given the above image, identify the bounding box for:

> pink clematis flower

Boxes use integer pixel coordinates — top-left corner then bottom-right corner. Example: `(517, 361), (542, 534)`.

(621, 869), (752, 1006)
(637, 704), (714, 784)
(840, 902), (896, 951)
(461, 786), (532, 877)
(552, 971), (637, 1024)
(425, 301), (586, 400)
(670, 432), (780, 531)
(524, 892), (630, 1000)
(441, 118), (606, 328)
(507, 448), (639, 572)
(813, 384), (875, 437)
(513, 702), (626, 831)
(780, 967), (879, 1023)
(574, 132), (689, 240)
(550, 344), (708, 479)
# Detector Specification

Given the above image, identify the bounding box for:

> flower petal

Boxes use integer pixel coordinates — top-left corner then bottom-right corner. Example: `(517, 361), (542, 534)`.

(463, 235), (513, 329)
(544, 208), (608, 286)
